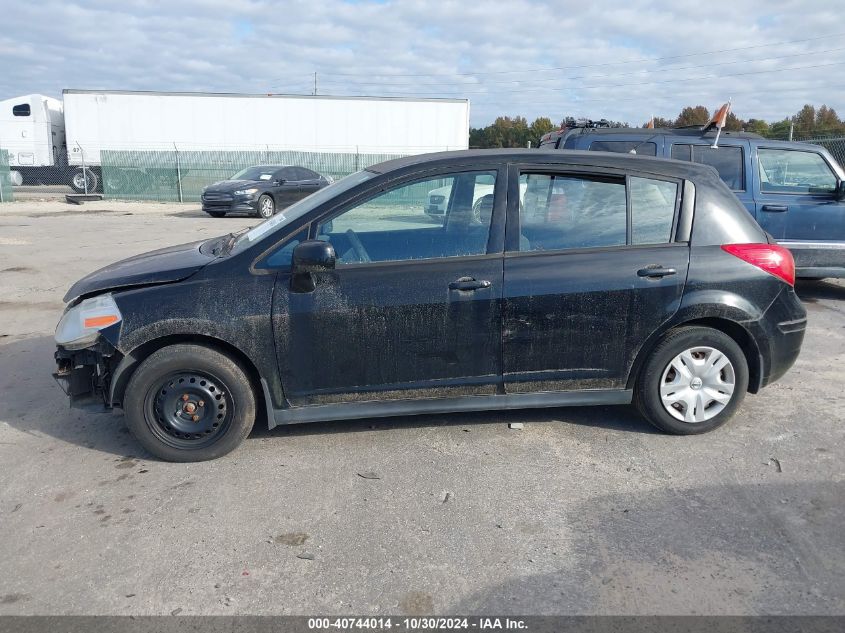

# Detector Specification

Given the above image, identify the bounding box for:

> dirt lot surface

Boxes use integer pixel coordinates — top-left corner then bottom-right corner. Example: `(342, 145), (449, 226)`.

(0, 198), (843, 615)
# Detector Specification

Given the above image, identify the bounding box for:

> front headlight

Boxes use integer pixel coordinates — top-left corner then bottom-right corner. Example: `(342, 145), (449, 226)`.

(55, 294), (122, 350)
(234, 187), (258, 196)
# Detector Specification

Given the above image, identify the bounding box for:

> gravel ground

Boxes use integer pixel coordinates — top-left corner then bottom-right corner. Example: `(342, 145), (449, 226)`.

(0, 198), (843, 615)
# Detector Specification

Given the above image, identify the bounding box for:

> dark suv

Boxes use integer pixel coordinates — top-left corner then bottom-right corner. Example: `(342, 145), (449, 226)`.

(54, 149), (806, 462)
(545, 126), (845, 278)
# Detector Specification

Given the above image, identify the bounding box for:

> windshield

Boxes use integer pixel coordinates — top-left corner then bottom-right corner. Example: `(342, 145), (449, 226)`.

(230, 170), (375, 253)
(231, 166), (279, 181)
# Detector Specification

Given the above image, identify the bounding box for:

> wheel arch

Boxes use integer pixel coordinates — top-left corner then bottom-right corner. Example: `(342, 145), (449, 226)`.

(627, 317), (764, 394)
(109, 333), (269, 424)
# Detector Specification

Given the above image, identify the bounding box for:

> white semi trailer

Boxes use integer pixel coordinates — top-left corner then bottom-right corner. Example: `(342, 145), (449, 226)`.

(0, 90), (470, 192)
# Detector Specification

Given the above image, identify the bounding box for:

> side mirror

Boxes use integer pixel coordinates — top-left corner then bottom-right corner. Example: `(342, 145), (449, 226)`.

(837, 181), (845, 201)
(292, 240), (336, 273)
(275, 178), (285, 185)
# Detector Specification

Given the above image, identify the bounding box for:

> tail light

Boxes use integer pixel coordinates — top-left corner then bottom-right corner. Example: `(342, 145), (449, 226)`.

(721, 243), (795, 286)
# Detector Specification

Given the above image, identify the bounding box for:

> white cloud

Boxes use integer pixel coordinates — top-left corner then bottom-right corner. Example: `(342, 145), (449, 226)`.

(1, 0), (842, 126)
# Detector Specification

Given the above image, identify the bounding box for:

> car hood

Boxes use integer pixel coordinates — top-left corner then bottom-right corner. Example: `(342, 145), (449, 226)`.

(63, 239), (216, 302)
(204, 179), (258, 192)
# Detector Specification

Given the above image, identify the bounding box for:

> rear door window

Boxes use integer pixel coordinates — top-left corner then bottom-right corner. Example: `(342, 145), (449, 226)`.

(516, 172), (680, 251)
(757, 148), (837, 194)
(518, 173), (627, 251)
(671, 144), (745, 191)
(589, 140), (657, 156)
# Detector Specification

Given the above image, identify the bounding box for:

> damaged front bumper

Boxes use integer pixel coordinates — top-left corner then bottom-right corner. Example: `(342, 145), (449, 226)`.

(53, 341), (118, 411)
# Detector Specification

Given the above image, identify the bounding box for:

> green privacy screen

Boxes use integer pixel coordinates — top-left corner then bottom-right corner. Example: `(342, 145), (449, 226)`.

(100, 149), (409, 202)
(0, 149), (13, 202)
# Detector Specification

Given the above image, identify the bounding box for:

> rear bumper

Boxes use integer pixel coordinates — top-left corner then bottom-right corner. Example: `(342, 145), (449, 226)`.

(751, 286), (807, 389)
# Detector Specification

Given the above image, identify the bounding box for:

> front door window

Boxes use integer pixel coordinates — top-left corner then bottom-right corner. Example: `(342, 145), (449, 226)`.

(758, 149), (837, 194)
(316, 171), (497, 264)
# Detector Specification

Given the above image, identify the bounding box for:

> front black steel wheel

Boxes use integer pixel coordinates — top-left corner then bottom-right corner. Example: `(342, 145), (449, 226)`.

(144, 371), (232, 450)
(124, 344), (256, 462)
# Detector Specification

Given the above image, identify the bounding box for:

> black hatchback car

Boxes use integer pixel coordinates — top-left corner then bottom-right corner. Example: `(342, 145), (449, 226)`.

(201, 165), (331, 219)
(54, 150), (806, 462)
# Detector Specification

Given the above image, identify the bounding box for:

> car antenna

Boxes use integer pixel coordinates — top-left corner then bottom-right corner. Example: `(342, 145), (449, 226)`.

(629, 117), (658, 155)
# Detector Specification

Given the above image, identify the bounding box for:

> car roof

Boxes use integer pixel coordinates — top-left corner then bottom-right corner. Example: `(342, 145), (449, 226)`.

(565, 126), (765, 140)
(564, 128), (833, 152)
(366, 148), (721, 181)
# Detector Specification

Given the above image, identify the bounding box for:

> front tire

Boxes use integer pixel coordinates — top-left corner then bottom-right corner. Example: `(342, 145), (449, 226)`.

(207, 210), (227, 218)
(123, 344), (256, 462)
(635, 326), (748, 435)
(257, 194), (275, 219)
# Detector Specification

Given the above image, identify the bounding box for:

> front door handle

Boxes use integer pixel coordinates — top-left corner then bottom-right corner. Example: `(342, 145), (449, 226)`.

(761, 204), (788, 212)
(449, 277), (492, 291)
(637, 266), (677, 279)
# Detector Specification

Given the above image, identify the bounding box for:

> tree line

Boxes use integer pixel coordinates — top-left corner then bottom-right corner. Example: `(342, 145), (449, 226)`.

(469, 104), (845, 148)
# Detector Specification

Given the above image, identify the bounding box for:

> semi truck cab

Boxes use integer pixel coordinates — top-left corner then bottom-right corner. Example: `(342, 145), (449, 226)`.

(0, 94), (66, 185)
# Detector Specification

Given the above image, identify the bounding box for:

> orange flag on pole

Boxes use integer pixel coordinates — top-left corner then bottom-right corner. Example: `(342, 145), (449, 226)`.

(706, 102), (731, 130)
(645, 116), (655, 129)
(704, 99), (731, 147)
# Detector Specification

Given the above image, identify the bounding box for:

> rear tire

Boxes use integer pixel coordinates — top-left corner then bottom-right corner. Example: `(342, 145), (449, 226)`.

(635, 326), (748, 435)
(123, 344), (256, 462)
(70, 168), (98, 193)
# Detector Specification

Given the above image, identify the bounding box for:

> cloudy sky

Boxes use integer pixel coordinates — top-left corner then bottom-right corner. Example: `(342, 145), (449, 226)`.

(2, 0), (843, 127)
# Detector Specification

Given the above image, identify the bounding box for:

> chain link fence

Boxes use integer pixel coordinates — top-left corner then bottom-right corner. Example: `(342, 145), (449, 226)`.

(793, 134), (845, 167)
(5, 137), (844, 205)
(0, 149), (14, 202)
(98, 144), (433, 202)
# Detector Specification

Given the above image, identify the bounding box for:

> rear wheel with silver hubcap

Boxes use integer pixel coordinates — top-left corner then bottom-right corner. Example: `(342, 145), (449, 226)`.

(660, 346), (736, 423)
(635, 327), (748, 434)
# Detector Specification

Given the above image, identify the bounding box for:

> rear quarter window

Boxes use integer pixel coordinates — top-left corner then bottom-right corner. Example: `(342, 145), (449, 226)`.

(630, 177), (679, 244)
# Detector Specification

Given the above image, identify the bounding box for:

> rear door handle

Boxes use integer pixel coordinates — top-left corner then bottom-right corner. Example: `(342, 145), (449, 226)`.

(761, 204), (788, 212)
(449, 277), (492, 291)
(637, 266), (677, 278)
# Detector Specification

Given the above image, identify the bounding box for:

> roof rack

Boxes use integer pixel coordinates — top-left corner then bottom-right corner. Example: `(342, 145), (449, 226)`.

(561, 117), (627, 129)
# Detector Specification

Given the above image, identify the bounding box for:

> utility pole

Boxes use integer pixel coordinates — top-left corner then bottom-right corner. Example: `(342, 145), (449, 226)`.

(788, 121), (794, 141)
(313, 72), (317, 96)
